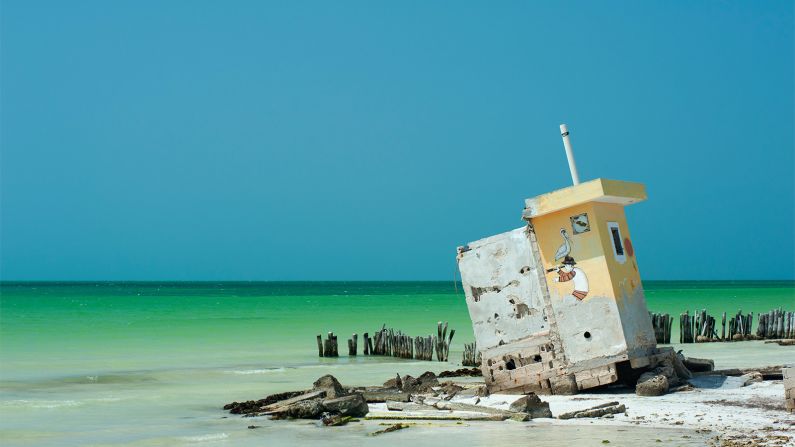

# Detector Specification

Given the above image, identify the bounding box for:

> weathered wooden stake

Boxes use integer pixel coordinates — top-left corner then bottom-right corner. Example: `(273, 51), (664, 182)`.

(721, 312), (726, 341)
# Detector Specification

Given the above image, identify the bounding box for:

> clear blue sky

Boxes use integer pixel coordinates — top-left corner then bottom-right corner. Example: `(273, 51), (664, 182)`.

(1, 1), (793, 280)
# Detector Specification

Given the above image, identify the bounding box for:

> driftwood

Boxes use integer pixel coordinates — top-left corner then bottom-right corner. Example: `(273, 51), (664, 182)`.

(572, 404), (626, 419)
(370, 423), (410, 436)
(365, 412), (519, 421)
(385, 401), (439, 412)
(558, 401), (624, 419)
(262, 390), (326, 413)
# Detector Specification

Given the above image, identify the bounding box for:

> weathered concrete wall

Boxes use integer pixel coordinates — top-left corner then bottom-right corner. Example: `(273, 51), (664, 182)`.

(458, 227), (547, 351)
(785, 367), (795, 413)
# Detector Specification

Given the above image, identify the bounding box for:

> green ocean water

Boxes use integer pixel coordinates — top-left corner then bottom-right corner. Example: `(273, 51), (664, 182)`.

(0, 281), (793, 446)
(1, 281), (792, 376)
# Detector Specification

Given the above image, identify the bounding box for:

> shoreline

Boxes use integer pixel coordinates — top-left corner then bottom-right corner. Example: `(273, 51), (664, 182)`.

(227, 362), (794, 447)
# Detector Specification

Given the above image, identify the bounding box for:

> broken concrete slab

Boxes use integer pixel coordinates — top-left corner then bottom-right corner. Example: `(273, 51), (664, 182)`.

(508, 393), (553, 418)
(269, 398), (325, 419)
(740, 371), (763, 387)
(434, 400), (526, 420)
(313, 374), (346, 399)
(687, 375), (746, 390)
(321, 393), (369, 417)
(365, 412), (517, 421)
(635, 372), (668, 397)
(691, 366), (783, 380)
(681, 356), (714, 373)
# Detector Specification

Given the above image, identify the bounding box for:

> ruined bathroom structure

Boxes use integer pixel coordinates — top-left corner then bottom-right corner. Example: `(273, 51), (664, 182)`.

(457, 125), (660, 394)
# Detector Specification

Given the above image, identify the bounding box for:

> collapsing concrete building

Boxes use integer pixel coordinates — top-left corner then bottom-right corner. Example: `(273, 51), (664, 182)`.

(457, 125), (658, 394)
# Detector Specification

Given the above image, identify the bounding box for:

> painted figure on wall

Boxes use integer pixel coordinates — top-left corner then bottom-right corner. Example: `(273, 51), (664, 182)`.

(548, 227), (589, 301)
(553, 228), (572, 261)
(552, 256), (589, 301)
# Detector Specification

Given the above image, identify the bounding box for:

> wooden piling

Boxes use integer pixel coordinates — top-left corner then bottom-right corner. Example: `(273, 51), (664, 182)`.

(721, 312), (726, 341)
(462, 342), (480, 366)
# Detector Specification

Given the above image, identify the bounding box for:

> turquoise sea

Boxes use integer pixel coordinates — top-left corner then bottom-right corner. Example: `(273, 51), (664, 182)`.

(0, 281), (793, 446)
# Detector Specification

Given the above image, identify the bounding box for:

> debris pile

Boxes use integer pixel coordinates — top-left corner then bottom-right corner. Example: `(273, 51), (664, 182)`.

(223, 374), (369, 423)
(224, 370), (548, 426)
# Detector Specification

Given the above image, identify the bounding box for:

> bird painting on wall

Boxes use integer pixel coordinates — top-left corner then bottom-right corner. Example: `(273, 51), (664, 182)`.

(554, 228), (572, 262)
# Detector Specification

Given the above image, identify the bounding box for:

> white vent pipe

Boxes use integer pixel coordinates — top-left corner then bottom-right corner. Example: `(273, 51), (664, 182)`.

(559, 124), (580, 185)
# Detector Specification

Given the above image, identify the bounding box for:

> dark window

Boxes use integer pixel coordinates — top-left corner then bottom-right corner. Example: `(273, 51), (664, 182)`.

(610, 227), (624, 256)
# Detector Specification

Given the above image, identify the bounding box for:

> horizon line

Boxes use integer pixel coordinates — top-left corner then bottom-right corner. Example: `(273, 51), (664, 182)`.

(1, 279), (794, 284)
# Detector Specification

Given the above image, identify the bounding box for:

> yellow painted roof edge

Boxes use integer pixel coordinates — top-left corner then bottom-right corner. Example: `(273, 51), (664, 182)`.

(522, 178), (646, 219)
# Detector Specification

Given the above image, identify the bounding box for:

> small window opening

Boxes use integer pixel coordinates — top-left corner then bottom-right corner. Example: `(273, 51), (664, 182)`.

(505, 359), (516, 370)
(533, 354), (542, 362)
(610, 228), (624, 255)
(606, 222), (627, 263)
(584, 331), (592, 339)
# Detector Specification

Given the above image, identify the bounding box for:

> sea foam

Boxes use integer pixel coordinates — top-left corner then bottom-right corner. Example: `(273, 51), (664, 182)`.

(177, 433), (229, 442)
(225, 367), (286, 375)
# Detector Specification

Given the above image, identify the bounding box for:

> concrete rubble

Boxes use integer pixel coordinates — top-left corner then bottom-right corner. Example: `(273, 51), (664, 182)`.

(223, 374), (370, 422)
(225, 363), (794, 444)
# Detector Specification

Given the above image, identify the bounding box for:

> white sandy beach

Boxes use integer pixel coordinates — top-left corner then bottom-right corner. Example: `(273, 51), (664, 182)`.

(241, 341), (795, 447)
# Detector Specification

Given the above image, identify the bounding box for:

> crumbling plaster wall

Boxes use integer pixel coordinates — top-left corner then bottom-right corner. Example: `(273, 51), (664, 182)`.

(458, 227), (548, 351)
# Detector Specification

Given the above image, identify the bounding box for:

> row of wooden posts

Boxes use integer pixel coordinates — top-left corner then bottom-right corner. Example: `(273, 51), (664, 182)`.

(670, 308), (793, 343)
(757, 308), (794, 339)
(317, 332), (340, 357)
(649, 312), (673, 344)
(462, 342), (481, 367)
(680, 310), (720, 343)
(316, 322), (456, 362)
